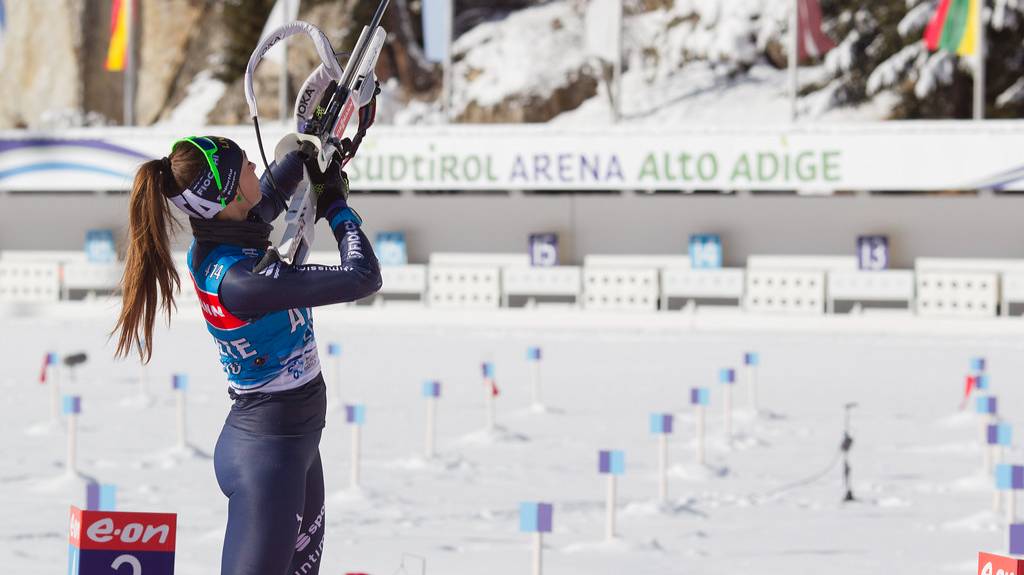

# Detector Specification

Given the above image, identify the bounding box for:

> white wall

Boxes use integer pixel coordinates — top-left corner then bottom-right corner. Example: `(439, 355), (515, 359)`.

(2, 192), (1022, 268)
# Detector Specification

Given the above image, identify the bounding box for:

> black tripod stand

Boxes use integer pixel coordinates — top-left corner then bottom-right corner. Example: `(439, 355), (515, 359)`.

(842, 402), (858, 502)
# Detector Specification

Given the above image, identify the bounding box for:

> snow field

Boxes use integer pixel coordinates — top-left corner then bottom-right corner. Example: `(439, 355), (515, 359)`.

(3, 313), (1024, 573)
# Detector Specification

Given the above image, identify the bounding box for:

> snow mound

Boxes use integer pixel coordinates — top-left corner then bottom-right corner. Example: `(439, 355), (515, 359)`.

(457, 425), (531, 445)
(135, 444), (211, 470)
(621, 498), (705, 518)
(939, 510), (1001, 532)
(668, 463), (731, 482)
(950, 473), (994, 493)
(383, 455), (477, 473)
(562, 537), (665, 554)
(936, 410), (979, 429)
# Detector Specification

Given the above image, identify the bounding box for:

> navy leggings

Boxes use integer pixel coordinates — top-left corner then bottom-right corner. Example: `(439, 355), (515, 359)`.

(214, 376), (328, 575)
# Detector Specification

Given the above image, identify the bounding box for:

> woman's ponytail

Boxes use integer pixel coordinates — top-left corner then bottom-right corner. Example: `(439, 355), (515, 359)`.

(111, 159), (183, 363)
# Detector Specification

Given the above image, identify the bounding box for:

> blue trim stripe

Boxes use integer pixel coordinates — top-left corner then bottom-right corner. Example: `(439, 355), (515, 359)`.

(976, 165), (1024, 192)
(330, 207), (362, 231)
(0, 162), (129, 182)
(0, 138), (151, 160)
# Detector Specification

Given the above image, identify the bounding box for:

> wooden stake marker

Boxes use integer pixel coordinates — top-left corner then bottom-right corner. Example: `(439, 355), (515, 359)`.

(527, 347), (543, 409)
(598, 449), (625, 541)
(996, 464), (1024, 525)
(650, 413), (674, 503)
(63, 395), (81, 477)
(519, 502), (553, 575)
(422, 381), (441, 459)
(40, 352), (61, 423)
(743, 352), (760, 412)
(719, 368), (736, 441)
(691, 387), (710, 465)
(345, 404), (366, 489)
(482, 362), (498, 432)
(977, 396), (999, 473)
(172, 374), (189, 450)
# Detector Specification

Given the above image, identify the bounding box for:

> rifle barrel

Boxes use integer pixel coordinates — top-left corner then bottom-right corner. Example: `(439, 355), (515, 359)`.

(341, 0), (391, 89)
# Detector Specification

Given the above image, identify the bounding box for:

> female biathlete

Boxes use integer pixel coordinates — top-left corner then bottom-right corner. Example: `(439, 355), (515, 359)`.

(111, 134), (381, 574)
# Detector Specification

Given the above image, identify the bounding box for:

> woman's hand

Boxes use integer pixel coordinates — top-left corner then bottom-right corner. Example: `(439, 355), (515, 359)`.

(301, 151), (350, 222)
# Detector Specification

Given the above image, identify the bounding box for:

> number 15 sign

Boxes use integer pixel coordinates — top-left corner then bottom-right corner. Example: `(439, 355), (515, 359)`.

(69, 506), (177, 575)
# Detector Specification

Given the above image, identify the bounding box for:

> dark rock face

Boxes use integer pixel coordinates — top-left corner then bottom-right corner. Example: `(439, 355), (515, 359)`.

(457, 67), (599, 123)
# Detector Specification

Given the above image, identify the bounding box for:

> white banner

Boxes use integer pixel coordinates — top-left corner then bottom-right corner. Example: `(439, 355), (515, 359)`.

(0, 122), (1022, 192)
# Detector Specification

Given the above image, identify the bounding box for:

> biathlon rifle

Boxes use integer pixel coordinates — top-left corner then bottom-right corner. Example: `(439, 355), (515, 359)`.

(243, 0), (390, 272)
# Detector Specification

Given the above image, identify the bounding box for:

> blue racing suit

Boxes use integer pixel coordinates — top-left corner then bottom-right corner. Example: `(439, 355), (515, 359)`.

(186, 152), (381, 575)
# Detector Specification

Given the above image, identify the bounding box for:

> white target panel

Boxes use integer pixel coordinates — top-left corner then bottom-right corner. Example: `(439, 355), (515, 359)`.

(502, 266), (582, 305)
(1001, 273), (1024, 316)
(916, 272), (998, 317)
(827, 270), (915, 311)
(660, 268), (745, 309)
(0, 250), (88, 264)
(62, 262), (123, 299)
(583, 255), (691, 270)
(428, 265), (501, 309)
(380, 265), (428, 297)
(429, 253), (530, 268)
(743, 270), (825, 315)
(582, 267), (659, 312)
(0, 262), (61, 303)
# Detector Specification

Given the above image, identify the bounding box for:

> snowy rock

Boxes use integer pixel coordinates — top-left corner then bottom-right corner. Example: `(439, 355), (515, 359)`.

(451, 2), (599, 123)
(0, 0), (84, 129)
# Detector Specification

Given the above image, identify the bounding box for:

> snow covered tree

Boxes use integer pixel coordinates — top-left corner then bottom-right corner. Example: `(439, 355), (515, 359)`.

(819, 0), (1024, 119)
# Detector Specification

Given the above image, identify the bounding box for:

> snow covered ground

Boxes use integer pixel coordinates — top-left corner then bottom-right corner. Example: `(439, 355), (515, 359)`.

(3, 306), (1024, 574)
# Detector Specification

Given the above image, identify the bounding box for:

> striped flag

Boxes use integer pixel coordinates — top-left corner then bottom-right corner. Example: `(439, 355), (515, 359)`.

(0, 0), (6, 66)
(39, 353), (55, 384)
(797, 0), (835, 61)
(925, 0), (979, 55)
(105, 0), (129, 71)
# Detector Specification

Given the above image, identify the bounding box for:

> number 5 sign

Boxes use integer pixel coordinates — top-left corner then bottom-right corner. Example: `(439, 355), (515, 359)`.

(69, 506), (177, 574)
(857, 235), (889, 271)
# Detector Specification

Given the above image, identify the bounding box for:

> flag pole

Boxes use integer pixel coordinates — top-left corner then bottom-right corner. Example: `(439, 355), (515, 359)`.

(279, 0), (291, 123)
(443, 0), (453, 123)
(123, 0), (136, 126)
(789, 0), (799, 122)
(973, 0), (986, 120)
(613, 1), (623, 123)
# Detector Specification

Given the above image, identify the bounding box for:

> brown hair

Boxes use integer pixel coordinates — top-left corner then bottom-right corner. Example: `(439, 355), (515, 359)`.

(112, 144), (207, 363)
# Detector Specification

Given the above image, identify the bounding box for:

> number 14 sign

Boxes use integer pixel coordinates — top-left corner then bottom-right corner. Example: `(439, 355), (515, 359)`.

(69, 506), (177, 575)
